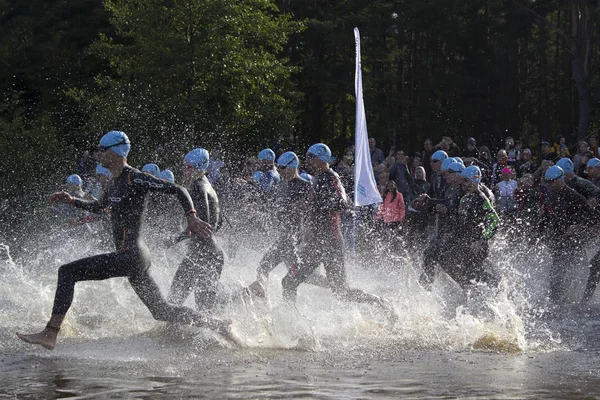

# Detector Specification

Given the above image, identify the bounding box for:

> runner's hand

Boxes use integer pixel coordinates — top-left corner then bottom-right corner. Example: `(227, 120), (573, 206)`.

(49, 191), (74, 204)
(186, 214), (212, 238)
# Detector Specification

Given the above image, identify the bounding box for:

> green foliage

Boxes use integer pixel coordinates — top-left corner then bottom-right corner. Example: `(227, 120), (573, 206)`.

(78, 0), (303, 159)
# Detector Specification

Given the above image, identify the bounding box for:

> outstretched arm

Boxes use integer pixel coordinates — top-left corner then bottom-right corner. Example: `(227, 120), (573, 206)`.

(130, 171), (212, 237)
(49, 191), (105, 214)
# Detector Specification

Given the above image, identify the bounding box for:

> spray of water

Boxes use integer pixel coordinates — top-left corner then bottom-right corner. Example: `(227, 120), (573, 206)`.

(5, 214), (588, 360)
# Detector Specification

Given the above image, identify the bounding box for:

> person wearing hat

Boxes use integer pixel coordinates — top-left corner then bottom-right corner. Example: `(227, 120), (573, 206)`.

(586, 157), (600, 187)
(438, 165), (501, 289)
(463, 138), (479, 159)
(166, 148), (225, 314)
(17, 132), (240, 350)
(426, 149), (449, 200)
(540, 140), (557, 161)
(281, 143), (398, 322)
(418, 161), (466, 289)
(256, 148), (281, 193)
(538, 165), (592, 304)
(244, 151), (328, 298)
(142, 163), (161, 177)
(52, 174), (93, 224)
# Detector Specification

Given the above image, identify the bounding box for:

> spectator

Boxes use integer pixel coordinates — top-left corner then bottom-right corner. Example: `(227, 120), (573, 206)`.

(463, 137), (479, 158)
(552, 135), (571, 157)
(336, 152), (354, 194)
(505, 136), (518, 165)
(410, 166), (430, 199)
(540, 140), (557, 161)
(436, 136), (460, 157)
(411, 152), (423, 177)
(516, 148), (537, 177)
(369, 137), (385, 166)
(388, 151), (413, 204)
(573, 141), (589, 173)
(491, 149), (509, 190)
(478, 146), (493, 167)
(377, 168), (389, 196)
(590, 135), (599, 157)
(514, 139), (524, 160)
(422, 139), (434, 178)
(578, 151), (595, 178)
(375, 181), (406, 234)
(495, 167), (518, 214)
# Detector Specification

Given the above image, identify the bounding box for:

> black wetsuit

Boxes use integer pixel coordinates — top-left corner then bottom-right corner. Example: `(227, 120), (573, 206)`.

(281, 169), (381, 305)
(52, 167), (213, 328)
(444, 189), (500, 288)
(420, 182), (463, 287)
(539, 185), (591, 303)
(168, 176), (224, 312)
(566, 175), (600, 200)
(256, 176), (312, 281)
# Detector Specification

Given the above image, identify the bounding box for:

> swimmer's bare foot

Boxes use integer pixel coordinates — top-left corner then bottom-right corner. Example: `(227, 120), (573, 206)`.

(16, 326), (59, 350)
(215, 320), (244, 348)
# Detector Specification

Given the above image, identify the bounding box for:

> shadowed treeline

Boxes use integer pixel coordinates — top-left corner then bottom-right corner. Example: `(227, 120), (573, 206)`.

(2, 0), (600, 213)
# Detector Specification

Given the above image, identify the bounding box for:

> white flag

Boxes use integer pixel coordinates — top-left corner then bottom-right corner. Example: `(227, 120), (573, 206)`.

(354, 27), (382, 206)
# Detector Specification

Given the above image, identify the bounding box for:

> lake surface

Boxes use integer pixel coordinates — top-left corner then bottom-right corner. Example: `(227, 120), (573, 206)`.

(2, 224), (600, 398)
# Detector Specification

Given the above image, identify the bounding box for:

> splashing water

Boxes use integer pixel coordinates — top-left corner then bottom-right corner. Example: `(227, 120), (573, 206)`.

(2, 213), (590, 358)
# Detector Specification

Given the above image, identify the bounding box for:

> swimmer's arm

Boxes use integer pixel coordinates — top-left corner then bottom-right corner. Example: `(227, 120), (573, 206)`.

(48, 190), (105, 214)
(481, 197), (500, 240)
(132, 171), (195, 214)
(131, 171), (212, 237)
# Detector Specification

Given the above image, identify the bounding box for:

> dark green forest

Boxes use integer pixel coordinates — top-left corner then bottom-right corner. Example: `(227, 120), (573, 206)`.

(2, 0), (600, 204)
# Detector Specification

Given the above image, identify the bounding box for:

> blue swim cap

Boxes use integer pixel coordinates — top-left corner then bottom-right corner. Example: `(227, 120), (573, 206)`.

(441, 157), (455, 172)
(448, 161), (465, 175)
(544, 165), (565, 181)
(258, 148), (276, 161)
(587, 158), (600, 168)
(142, 163), (160, 176)
(556, 158), (574, 174)
(252, 171), (264, 183)
(95, 164), (111, 177)
(158, 169), (175, 183)
(307, 143), (332, 163)
(431, 150), (449, 162)
(99, 131), (131, 157)
(277, 151), (299, 169)
(300, 172), (313, 182)
(453, 157), (465, 166)
(66, 174), (82, 186)
(463, 165), (482, 184)
(185, 148), (210, 171)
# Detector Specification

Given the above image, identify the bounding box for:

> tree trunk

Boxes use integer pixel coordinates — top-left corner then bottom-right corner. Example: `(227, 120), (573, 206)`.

(570, 0), (593, 140)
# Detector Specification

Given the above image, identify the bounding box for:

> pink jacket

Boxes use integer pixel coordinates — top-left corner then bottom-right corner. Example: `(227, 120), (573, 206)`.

(376, 192), (405, 223)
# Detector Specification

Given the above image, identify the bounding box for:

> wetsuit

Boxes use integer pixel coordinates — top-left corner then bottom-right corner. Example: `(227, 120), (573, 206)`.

(258, 168), (281, 193)
(281, 169), (381, 304)
(445, 189), (500, 288)
(256, 176), (312, 281)
(539, 186), (591, 303)
(168, 175), (224, 312)
(420, 182), (464, 287)
(566, 175), (600, 200)
(52, 167), (213, 328)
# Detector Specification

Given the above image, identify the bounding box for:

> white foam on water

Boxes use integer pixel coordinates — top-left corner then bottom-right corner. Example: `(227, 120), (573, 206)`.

(2, 218), (593, 358)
